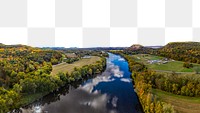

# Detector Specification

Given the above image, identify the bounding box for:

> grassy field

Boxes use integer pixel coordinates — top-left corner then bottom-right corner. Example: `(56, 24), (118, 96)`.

(133, 54), (200, 112)
(133, 54), (200, 72)
(65, 53), (77, 58)
(152, 89), (200, 113)
(51, 56), (101, 75)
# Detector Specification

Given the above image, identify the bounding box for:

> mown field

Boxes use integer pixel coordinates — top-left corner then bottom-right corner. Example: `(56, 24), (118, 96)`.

(51, 56), (101, 75)
(152, 89), (200, 113)
(132, 54), (200, 72)
(133, 54), (200, 113)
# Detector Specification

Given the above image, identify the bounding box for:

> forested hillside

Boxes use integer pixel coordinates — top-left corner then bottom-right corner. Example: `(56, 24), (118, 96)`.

(0, 44), (63, 112)
(124, 44), (155, 55)
(156, 42), (200, 63)
(126, 42), (200, 64)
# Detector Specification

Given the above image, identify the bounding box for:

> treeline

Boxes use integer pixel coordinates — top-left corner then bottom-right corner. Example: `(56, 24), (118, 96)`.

(111, 51), (175, 113)
(62, 49), (108, 64)
(125, 55), (175, 113)
(149, 72), (200, 97)
(155, 42), (200, 64)
(64, 57), (79, 64)
(133, 68), (200, 97)
(61, 49), (109, 58)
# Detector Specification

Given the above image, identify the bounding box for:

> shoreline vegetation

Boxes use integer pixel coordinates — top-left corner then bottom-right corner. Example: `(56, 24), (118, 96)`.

(111, 51), (175, 113)
(1, 42), (200, 113)
(15, 57), (106, 112)
(116, 52), (200, 112)
(18, 56), (106, 108)
(0, 44), (107, 113)
(111, 42), (200, 113)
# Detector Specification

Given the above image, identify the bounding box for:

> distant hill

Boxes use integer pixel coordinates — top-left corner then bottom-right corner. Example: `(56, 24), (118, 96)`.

(157, 42), (200, 63)
(0, 43), (32, 49)
(126, 42), (200, 63)
(125, 44), (155, 54)
(161, 42), (200, 49)
(127, 44), (144, 51)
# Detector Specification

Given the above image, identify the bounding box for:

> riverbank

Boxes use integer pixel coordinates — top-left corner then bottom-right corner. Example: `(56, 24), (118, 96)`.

(17, 92), (48, 108)
(12, 56), (107, 112)
(111, 51), (200, 113)
(17, 53), (143, 113)
(110, 51), (175, 113)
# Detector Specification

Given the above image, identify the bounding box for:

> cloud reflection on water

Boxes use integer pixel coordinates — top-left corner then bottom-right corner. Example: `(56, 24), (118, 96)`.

(120, 78), (131, 83)
(107, 61), (124, 78)
(20, 54), (140, 113)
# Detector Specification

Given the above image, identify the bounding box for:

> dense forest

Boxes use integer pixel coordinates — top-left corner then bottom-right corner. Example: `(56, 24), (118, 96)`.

(0, 44), (107, 112)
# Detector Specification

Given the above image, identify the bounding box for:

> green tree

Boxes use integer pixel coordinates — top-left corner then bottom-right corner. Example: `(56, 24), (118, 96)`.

(20, 78), (37, 94)
(13, 83), (22, 93)
(88, 68), (93, 75)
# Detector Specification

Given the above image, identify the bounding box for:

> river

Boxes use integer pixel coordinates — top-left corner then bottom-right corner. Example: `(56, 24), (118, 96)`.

(19, 53), (143, 113)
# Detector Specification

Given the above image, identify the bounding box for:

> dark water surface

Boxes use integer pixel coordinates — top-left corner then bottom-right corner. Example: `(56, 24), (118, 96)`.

(20, 53), (143, 113)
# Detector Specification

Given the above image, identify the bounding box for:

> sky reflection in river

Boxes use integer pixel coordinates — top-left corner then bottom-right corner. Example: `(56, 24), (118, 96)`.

(21, 53), (143, 113)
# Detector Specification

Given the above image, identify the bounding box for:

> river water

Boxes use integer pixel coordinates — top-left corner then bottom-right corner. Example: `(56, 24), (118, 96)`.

(20, 53), (143, 113)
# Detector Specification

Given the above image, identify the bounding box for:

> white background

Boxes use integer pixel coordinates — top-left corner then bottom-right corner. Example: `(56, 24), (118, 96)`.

(0, 0), (199, 47)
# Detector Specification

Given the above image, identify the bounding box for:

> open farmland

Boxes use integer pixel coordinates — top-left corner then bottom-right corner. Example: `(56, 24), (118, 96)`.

(51, 56), (101, 75)
(153, 89), (200, 113)
(132, 54), (200, 72)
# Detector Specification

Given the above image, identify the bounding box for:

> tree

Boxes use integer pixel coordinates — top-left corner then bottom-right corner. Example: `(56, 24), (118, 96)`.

(155, 101), (163, 113)
(17, 72), (25, 80)
(20, 78), (37, 94)
(71, 71), (81, 80)
(162, 103), (175, 113)
(181, 86), (186, 96)
(86, 67), (92, 76)
(51, 58), (59, 65)
(172, 84), (178, 94)
(29, 64), (35, 71)
(10, 71), (17, 78)
(57, 72), (67, 85)
(13, 83), (22, 93)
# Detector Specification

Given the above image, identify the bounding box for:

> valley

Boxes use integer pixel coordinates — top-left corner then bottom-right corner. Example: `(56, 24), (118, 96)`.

(0, 42), (200, 113)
